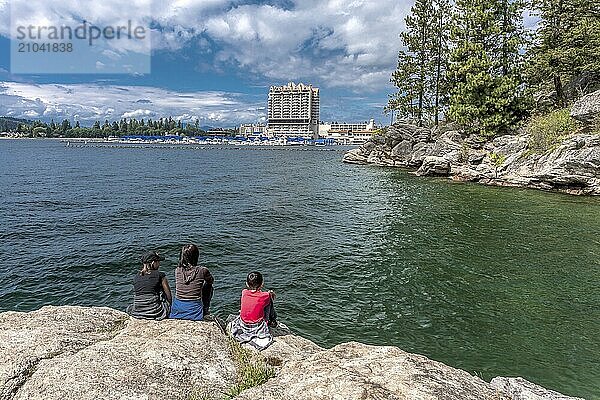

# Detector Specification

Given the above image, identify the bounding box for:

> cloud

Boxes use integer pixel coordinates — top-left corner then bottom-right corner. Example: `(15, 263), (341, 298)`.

(0, 81), (265, 125)
(121, 109), (155, 118)
(1, 0), (409, 89)
(200, 1), (410, 89)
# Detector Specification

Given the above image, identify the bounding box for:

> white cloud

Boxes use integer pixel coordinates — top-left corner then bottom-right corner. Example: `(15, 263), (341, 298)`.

(122, 109), (155, 119)
(0, 81), (264, 125)
(1, 0), (410, 89)
(200, 1), (410, 89)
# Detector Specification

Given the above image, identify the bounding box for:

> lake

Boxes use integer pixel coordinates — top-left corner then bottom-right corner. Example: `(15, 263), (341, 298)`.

(0, 139), (598, 399)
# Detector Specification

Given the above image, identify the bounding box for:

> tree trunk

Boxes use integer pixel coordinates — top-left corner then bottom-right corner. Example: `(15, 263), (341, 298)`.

(554, 74), (565, 108)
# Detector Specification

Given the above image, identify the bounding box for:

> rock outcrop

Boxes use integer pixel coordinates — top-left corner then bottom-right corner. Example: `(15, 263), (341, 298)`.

(342, 123), (600, 195)
(571, 90), (600, 124)
(0, 306), (584, 400)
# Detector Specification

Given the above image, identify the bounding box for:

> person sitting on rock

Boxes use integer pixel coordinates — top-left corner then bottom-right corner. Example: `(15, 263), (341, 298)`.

(169, 244), (214, 321)
(126, 250), (172, 320)
(227, 271), (277, 350)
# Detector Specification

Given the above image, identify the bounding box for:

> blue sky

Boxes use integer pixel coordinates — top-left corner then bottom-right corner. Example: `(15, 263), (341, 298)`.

(0, 0), (414, 127)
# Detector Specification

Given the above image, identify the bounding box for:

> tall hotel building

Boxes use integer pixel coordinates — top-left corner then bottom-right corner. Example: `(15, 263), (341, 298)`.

(267, 82), (319, 137)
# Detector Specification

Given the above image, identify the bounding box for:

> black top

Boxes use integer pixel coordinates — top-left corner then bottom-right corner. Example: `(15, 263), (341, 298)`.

(133, 270), (166, 296)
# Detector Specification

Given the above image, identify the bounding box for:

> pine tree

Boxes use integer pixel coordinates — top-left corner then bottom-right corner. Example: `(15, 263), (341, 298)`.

(447, 0), (527, 137)
(388, 0), (450, 126)
(61, 119), (72, 132)
(527, 0), (600, 107)
(432, 0), (451, 126)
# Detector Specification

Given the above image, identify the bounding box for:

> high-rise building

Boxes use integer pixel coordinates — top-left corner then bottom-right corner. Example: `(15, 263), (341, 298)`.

(267, 82), (319, 138)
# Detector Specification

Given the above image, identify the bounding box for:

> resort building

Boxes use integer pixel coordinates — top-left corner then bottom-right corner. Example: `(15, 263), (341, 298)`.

(267, 82), (320, 138)
(238, 123), (268, 137)
(318, 119), (380, 145)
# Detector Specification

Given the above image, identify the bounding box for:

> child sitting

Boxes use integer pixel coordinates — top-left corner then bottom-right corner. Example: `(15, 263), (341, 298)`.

(227, 271), (277, 350)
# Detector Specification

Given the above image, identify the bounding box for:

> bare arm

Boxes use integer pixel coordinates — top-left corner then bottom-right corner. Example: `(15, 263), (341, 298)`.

(202, 267), (214, 285)
(161, 276), (173, 304)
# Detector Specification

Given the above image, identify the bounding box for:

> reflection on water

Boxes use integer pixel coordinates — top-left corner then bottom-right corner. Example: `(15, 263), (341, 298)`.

(0, 139), (598, 398)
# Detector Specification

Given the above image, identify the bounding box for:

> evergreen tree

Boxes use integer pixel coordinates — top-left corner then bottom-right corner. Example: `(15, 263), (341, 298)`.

(447, 0), (527, 137)
(61, 119), (72, 132)
(433, 0), (451, 125)
(388, 0), (450, 126)
(527, 0), (600, 107)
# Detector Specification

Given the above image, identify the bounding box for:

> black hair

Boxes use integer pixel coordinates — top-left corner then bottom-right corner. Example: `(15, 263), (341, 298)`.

(246, 271), (263, 290)
(178, 244), (199, 269)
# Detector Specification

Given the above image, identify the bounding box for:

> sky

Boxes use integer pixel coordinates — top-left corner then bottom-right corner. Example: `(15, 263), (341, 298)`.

(0, 0), (416, 127)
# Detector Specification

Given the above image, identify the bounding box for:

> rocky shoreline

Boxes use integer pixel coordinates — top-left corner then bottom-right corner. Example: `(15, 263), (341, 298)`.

(343, 91), (600, 196)
(343, 124), (600, 196)
(0, 306), (584, 400)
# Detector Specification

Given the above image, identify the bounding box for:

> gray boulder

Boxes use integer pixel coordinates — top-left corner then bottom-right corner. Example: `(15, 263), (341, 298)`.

(416, 156), (451, 176)
(571, 90), (600, 124)
(1, 306), (236, 400)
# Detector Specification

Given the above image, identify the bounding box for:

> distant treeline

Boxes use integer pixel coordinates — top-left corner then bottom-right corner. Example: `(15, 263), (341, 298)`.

(0, 117), (32, 133)
(2, 117), (230, 138)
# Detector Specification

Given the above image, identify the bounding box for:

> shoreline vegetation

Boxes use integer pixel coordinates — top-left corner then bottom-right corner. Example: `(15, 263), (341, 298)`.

(386, 0), (599, 137)
(344, 0), (600, 196)
(0, 115), (228, 138)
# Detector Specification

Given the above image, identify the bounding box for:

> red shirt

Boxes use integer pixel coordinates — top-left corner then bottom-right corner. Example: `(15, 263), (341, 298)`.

(240, 289), (271, 324)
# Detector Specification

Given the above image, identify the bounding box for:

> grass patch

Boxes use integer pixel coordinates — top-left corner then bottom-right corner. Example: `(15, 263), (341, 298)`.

(526, 108), (580, 154)
(225, 338), (275, 398)
(186, 339), (275, 400)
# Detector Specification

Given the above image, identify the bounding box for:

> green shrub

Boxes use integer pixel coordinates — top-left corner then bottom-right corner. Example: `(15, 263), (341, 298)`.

(226, 339), (275, 398)
(526, 108), (580, 153)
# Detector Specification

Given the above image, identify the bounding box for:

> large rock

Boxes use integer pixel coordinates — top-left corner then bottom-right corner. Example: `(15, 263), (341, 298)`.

(0, 306), (584, 400)
(1, 306), (236, 400)
(237, 342), (509, 400)
(0, 306), (129, 400)
(416, 156), (451, 176)
(571, 90), (600, 124)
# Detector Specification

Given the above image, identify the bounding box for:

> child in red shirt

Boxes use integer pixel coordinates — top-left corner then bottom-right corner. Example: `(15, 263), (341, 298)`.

(240, 271), (277, 326)
(227, 271), (278, 350)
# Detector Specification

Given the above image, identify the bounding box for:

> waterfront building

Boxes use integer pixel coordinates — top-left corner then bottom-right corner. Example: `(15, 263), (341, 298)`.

(318, 119), (380, 145)
(238, 123), (268, 137)
(267, 82), (319, 138)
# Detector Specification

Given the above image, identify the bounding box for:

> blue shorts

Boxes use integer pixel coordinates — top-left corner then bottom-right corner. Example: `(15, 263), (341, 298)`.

(169, 298), (204, 321)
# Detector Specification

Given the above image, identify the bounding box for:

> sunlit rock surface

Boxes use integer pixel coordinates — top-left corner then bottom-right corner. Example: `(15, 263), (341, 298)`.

(0, 306), (584, 400)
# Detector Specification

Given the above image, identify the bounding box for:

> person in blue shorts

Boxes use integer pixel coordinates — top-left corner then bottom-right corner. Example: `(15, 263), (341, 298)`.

(169, 244), (214, 321)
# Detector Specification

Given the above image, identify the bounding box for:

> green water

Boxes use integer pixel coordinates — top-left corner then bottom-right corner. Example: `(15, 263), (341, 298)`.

(1, 140), (598, 398)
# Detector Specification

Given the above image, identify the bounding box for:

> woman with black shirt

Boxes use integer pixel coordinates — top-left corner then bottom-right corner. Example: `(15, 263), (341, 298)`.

(126, 251), (172, 320)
